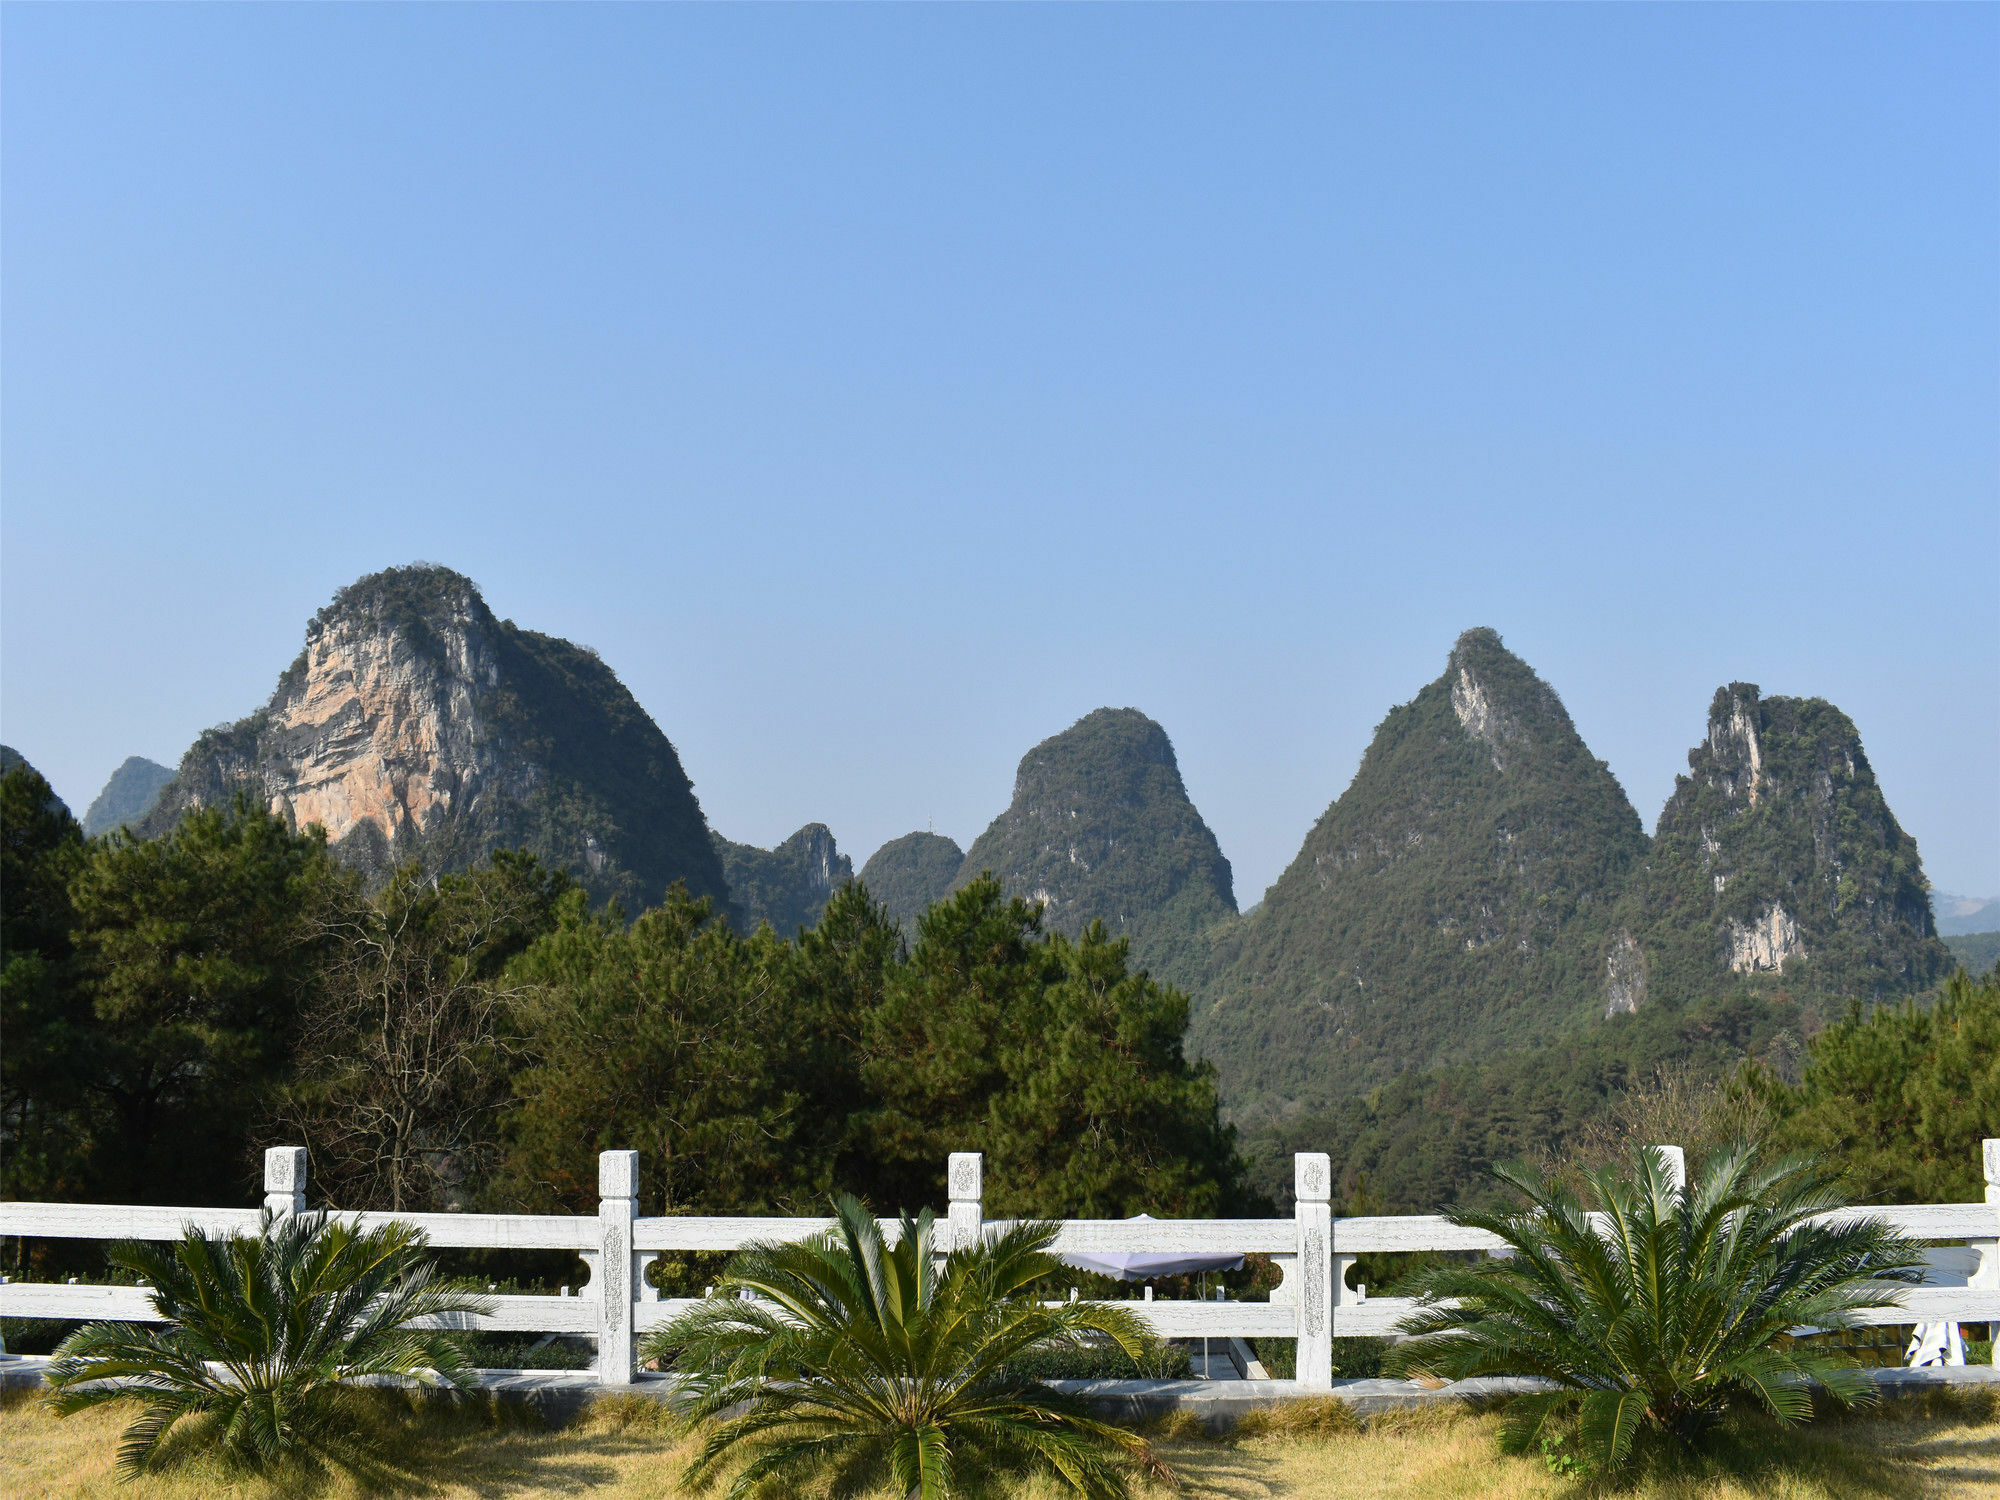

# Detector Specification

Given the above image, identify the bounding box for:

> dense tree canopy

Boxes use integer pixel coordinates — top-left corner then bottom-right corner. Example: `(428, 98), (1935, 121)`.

(860, 879), (1245, 1217)
(1753, 968), (2000, 1202)
(67, 799), (349, 1204)
(1, 762), (90, 1200)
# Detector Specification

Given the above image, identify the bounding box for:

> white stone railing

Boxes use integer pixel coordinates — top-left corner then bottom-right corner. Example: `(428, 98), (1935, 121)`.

(4, 1142), (1998, 1388)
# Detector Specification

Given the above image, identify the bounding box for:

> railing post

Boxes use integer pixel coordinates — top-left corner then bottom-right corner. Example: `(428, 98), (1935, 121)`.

(264, 1147), (307, 1217)
(597, 1150), (638, 1386)
(1654, 1144), (1686, 1194)
(1973, 1139), (2000, 1298)
(948, 1152), (983, 1253)
(1295, 1153), (1333, 1390)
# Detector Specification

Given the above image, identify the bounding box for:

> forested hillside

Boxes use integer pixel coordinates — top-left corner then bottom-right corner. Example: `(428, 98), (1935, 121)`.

(1195, 629), (1650, 1123)
(955, 708), (1237, 995)
(1193, 631), (1954, 1130)
(1631, 683), (1952, 1002)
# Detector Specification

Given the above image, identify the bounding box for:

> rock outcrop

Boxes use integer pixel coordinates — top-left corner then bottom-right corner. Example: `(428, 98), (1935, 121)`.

(955, 708), (1236, 993)
(858, 831), (965, 932)
(1193, 629), (1649, 1122)
(716, 823), (853, 934)
(81, 757), (175, 838)
(140, 565), (728, 909)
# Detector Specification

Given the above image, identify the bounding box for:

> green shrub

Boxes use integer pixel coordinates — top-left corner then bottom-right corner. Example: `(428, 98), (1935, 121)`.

(1388, 1144), (1924, 1471)
(46, 1210), (489, 1476)
(641, 1194), (1172, 1499)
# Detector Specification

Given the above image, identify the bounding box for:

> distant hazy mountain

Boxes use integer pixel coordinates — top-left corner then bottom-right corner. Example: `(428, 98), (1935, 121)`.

(858, 832), (965, 932)
(1933, 892), (2000, 937)
(955, 708), (1237, 994)
(716, 823), (853, 935)
(1945, 931), (2000, 977)
(81, 757), (175, 837)
(140, 564), (729, 909)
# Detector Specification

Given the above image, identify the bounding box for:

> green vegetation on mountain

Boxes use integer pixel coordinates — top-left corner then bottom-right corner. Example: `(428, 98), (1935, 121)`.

(80, 757), (174, 838)
(714, 823), (852, 935)
(1242, 987), (1807, 1215)
(1944, 931), (2000, 976)
(1632, 684), (1951, 1005)
(955, 708), (1236, 995)
(1194, 634), (1955, 1134)
(857, 831), (965, 932)
(139, 565), (728, 911)
(1197, 630), (1649, 1125)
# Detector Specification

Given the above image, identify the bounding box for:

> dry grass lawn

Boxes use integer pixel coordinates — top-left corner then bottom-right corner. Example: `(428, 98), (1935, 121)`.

(2, 1385), (1996, 1498)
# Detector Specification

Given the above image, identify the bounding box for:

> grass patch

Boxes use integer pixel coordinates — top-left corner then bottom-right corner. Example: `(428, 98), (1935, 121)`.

(1, 1383), (1994, 1497)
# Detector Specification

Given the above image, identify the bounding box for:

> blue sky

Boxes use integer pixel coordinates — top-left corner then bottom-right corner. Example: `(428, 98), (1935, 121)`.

(4, 5), (1996, 900)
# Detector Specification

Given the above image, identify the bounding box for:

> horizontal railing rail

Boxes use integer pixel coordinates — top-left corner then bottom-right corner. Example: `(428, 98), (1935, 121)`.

(5, 1141), (1996, 1387)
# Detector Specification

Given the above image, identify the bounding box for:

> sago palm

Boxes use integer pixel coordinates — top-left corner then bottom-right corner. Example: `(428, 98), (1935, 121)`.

(641, 1193), (1171, 1500)
(46, 1209), (489, 1475)
(1387, 1144), (1924, 1471)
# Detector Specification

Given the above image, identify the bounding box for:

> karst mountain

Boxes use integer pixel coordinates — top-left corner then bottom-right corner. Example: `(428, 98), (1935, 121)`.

(858, 831), (965, 931)
(1192, 630), (1951, 1125)
(1193, 628), (1651, 1119)
(952, 708), (1237, 992)
(139, 565), (730, 910)
(81, 756), (174, 838)
(713, 823), (853, 935)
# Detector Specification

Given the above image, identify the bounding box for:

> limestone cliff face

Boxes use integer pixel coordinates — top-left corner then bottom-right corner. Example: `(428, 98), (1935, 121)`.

(1635, 683), (1949, 1001)
(141, 565), (728, 909)
(956, 708), (1236, 994)
(715, 823), (854, 934)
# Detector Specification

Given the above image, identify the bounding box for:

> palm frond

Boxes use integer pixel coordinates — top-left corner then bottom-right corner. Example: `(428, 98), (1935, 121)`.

(1387, 1141), (1921, 1469)
(46, 1208), (489, 1474)
(641, 1196), (1169, 1498)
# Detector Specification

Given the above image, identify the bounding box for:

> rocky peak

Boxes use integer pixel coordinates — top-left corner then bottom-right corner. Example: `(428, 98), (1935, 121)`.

(715, 822), (855, 935)
(1194, 630), (1648, 1121)
(1644, 683), (1948, 1001)
(1447, 628), (1541, 771)
(140, 564), (728, 910)
(1702, 683), (1770, 808)
(958, 707), (1235, 992)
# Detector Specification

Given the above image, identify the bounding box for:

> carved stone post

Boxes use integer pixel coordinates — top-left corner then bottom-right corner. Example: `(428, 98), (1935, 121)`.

(264, 1147), (307, 1217)
(948, 1153), (983, 1253)
(1973, 1140), (2000, 1299)
(1295, 1153), (1333, 1390)
(1654, 1144), (1686, 1194)
(598, 1150), (638, 1385)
